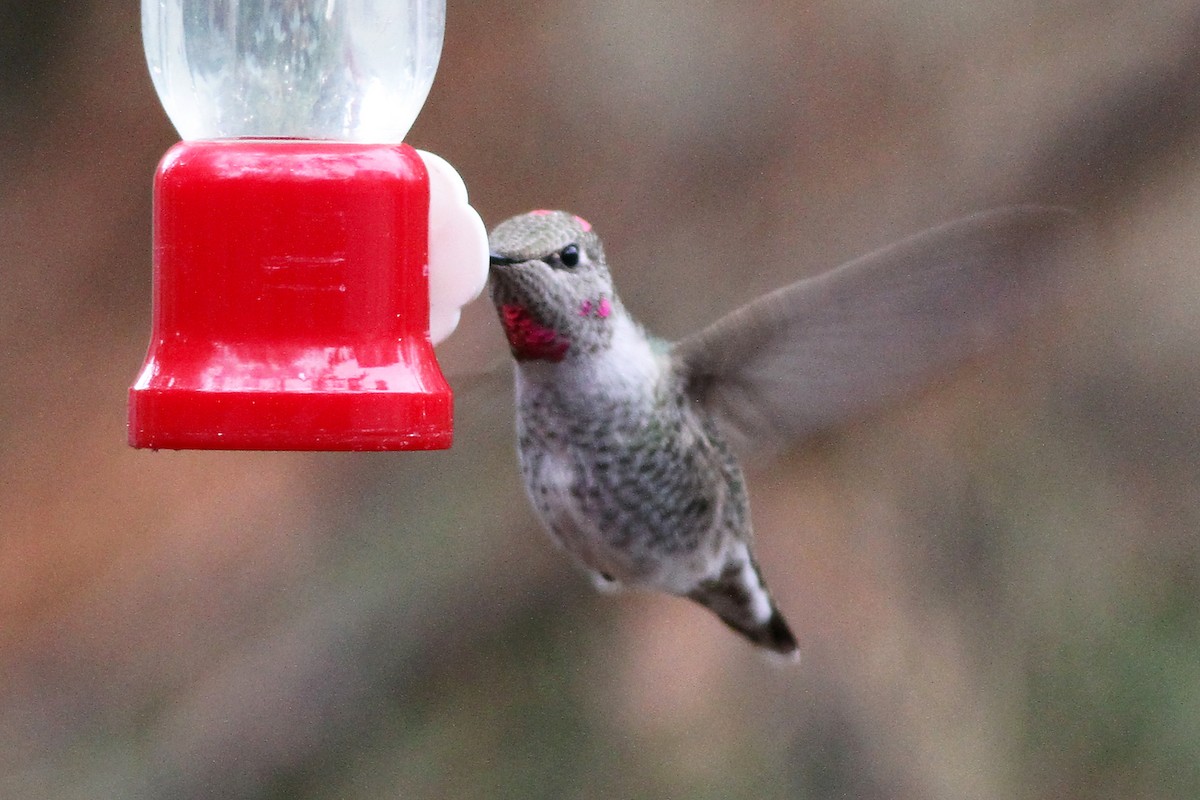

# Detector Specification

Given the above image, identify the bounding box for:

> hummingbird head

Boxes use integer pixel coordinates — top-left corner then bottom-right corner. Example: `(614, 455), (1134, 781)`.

(488, 210), (617, 362)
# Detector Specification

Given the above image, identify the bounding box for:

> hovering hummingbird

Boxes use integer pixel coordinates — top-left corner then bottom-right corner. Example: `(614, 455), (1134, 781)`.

(487, 207), (1074, 659)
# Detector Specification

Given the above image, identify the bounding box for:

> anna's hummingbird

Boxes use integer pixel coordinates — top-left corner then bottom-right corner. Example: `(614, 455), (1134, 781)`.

(487, 207), (1074, 659)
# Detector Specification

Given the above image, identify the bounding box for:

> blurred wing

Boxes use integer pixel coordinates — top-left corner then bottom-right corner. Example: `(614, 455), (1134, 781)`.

(672, 206), (1078, 454)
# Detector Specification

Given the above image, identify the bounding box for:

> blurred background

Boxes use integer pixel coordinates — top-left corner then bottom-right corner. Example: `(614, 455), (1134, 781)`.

(3, 1), (1200, 797)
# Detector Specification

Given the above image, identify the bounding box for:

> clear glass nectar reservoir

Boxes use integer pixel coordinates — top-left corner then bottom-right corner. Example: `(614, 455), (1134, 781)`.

(143, 0), (445, 141)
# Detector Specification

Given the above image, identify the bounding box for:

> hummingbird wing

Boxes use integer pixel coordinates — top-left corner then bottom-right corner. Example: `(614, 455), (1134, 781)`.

(672, 206), (1078, 455)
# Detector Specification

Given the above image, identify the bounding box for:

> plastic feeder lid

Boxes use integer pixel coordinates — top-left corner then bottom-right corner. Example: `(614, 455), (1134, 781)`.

(128, 139), (453, 451)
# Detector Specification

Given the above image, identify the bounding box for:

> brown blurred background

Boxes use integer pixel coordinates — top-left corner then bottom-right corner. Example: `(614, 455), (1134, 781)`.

(3, 1), (1200, 798)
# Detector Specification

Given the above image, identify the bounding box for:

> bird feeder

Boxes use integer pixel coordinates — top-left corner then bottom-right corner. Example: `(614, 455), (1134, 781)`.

(129, 0), (486, 450)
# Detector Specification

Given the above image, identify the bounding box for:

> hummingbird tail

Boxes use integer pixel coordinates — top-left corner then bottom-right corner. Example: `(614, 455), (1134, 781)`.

(686, 555), (799, 661)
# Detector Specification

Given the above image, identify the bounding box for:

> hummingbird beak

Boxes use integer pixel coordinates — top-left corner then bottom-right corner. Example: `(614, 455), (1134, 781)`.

(489, 253), (520, 267)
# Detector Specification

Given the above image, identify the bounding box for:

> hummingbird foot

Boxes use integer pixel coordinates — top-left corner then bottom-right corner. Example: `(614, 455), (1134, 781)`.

(589, 570), (623, 594)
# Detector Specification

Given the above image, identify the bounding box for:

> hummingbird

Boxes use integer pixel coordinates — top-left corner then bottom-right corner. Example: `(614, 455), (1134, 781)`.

(486, 207), (1074, 659)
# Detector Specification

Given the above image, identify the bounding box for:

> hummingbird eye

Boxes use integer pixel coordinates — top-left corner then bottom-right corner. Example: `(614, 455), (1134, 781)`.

(559, 244), (581, 268)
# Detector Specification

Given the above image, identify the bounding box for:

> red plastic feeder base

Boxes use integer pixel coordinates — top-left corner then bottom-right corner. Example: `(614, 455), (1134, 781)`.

(128, 140), (452, 451)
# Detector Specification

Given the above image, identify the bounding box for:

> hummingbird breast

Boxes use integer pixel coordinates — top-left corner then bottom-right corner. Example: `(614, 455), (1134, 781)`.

(513, 359), (748, 593)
